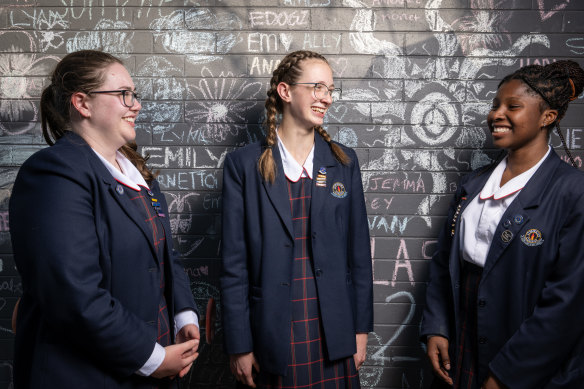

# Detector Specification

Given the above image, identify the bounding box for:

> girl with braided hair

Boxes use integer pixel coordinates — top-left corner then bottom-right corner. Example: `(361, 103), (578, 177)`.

(221, 50), (373, 388)
(422, 60), (584, 389)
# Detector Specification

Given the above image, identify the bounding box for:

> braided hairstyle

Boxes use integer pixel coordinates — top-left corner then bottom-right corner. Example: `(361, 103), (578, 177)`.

(499, 60), (584, 167)
(258, 50), (350, 183)
(41, 50), (156, 183)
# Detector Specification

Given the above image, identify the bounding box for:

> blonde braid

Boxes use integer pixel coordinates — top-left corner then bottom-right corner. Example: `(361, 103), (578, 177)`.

(314, 126), (350, 165)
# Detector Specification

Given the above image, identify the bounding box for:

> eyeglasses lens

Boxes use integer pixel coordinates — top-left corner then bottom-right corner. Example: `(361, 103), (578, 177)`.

(122, 91), (140, 107)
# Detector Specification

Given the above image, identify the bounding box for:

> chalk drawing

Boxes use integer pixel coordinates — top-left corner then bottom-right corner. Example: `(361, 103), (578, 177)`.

(360, 291), (418, 387)
(166, 192), (200, 235)
(186, 68), (263, 143)
(537, 0), (571, 21)
(66, 19), (135, 54)
(0, 31), (59, 135)
(566, 37), (584, 55)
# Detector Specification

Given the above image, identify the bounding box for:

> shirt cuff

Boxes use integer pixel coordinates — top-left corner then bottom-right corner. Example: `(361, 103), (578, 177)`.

(136, 342), (165, 376)
(174, 309), (199, 335)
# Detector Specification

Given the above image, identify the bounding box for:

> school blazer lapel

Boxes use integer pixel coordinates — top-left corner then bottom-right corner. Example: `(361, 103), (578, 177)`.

(82, 144), (158, 259)
(481, 151), (561, 280)
(262, 144), (294, 240)
(311, 133), (338, 221)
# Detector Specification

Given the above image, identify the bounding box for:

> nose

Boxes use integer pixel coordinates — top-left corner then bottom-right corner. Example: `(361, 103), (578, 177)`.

(131, 99), (142, 112)
(322, 91), (333, 105)
(488, 105), (505, 123)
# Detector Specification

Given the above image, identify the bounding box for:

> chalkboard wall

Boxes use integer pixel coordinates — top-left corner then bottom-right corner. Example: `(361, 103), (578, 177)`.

(1, 0), (583, 388)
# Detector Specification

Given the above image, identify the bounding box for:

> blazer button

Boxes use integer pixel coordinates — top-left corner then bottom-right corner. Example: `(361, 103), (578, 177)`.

(315, 269), (322, 278)
(479, 337), (488, 344)
(478, 299), (486, 307)
(454, 281), (460, 289)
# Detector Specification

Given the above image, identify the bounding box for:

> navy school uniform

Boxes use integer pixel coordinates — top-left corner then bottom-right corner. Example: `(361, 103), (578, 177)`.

(421, 149), (584, 389)
(220, 132), (373, 385)
(9, 132), (197, 388)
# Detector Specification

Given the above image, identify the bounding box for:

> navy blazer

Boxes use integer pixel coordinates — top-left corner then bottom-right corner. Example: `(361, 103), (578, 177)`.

(9, 132), (196, 388)
(421, 150), (584, 388)
(220, 133), (373, 376)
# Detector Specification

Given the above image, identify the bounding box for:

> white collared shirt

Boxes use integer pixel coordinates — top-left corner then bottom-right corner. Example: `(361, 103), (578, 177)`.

(93, 149), (199, 376)
(277, 133), (314, 181)
(92, 150), (149, 191)
(460, 146), (551, 267)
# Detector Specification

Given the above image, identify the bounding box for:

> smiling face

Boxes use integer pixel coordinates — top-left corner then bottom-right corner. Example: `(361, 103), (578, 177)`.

(85, 62), (141, 152)
(487, 78), (552, 155)
(286, 59), (334, 129)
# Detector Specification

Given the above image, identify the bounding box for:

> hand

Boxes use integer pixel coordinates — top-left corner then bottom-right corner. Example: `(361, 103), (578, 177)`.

(230, 352), (260, 388)
(175, 324), (200, 377)
(481, 373), (506, 389)
(427, 335), (453, 385)
(151, 339), (199, 379)
(353, 333), (368, 371)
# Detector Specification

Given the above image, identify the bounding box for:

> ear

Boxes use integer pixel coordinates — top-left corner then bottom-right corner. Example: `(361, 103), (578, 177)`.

(71, 92), (92, 119)
(276, 82), (292, 103)
(541, 108), (558, 128)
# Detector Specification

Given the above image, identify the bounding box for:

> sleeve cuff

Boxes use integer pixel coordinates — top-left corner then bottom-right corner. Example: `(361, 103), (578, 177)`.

(136, 342), (165, 376)
(174, 309), (199, 335)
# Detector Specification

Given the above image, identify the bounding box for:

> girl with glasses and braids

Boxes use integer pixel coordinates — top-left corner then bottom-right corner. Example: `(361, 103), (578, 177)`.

(422, 60), (584, 389)
(10, 50), (199, 388)
(221, 50), (373, 388)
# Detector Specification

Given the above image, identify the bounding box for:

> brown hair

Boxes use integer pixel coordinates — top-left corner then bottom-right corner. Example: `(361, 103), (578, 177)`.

(40, 50), (156, 183)
(499, 60), (584, 167)
(258, 50), (350, 183)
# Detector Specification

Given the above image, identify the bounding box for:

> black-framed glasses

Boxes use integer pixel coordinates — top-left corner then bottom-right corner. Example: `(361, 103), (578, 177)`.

(88, 89), (141, 108)
(290, 82), (341, 102)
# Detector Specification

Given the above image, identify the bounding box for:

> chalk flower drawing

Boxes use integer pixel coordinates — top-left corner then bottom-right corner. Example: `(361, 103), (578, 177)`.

(185, 67), (263, 144)
(0, 32), (59, 135)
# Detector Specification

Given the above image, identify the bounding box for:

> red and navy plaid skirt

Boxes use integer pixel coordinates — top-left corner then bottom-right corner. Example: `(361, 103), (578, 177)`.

(257, 177), (360, 389)
(453, 262), (483, 389)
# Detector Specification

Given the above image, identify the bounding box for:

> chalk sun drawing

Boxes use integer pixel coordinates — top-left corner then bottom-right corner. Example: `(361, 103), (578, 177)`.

(185, 67), (263, 144)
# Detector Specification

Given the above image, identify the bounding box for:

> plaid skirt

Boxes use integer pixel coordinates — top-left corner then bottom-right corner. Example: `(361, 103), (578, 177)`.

(257, 177), (360, 389)
(453, 262), (483, 389)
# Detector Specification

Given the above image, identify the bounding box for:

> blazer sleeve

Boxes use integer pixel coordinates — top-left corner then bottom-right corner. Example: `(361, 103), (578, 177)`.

(220, 152), (254, 354)
(9, 149), (156, 376)
(348, 150), (374, 333)
(489, 190), (584, 388)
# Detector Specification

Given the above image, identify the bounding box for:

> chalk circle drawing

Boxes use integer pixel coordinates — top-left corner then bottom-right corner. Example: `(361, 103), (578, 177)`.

(407, 92), (458, 146)
(66, 19), (135, 55)
(0, 31), (59, 136)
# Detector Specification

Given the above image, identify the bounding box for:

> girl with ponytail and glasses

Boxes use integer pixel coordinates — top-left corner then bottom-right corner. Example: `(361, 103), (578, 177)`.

(10, 50), (199, 387)
(221, 50), (373, 388)
(422, 61), (584, 389)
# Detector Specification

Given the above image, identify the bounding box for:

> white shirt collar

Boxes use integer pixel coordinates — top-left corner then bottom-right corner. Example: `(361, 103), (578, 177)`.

(277, 132), (314, 181)
(93, 149), (149, 191)
(480, 146), (551, 200)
